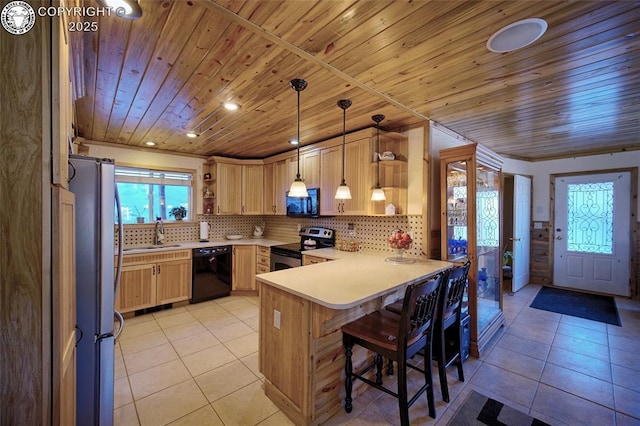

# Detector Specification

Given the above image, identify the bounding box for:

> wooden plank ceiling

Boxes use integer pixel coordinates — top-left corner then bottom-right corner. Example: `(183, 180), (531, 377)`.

(72, 0), (640, 161)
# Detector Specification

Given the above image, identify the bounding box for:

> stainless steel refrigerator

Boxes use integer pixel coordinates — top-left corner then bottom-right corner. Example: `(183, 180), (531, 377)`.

(69, 154), (124, 426)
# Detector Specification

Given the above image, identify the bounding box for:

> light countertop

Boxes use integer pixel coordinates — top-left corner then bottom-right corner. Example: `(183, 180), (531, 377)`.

(119, 238), (290, 255)
(257, 248), (452, 309)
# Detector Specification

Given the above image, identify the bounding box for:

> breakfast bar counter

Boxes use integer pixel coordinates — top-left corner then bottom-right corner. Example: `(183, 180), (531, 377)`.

(256, 250), (451, 425)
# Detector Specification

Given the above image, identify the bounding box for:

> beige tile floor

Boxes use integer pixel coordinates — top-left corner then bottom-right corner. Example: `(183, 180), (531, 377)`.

(114, 284), (640, 425)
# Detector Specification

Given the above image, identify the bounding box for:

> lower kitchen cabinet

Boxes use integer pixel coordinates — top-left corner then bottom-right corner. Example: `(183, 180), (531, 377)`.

(302, 254), (329, 265)
(256, 246), (270, 294)
(116, 250), (192, 313)
(256, 246), (270, 273)
(232, 245), (257, 294)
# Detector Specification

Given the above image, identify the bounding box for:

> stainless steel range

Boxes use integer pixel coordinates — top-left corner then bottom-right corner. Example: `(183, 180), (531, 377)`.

(270, 227), (335, 271)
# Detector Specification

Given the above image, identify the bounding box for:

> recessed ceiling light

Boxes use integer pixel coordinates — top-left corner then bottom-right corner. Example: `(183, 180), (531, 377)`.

(96, 0), (142, 19)
(223, 102), (239, 111)
(487, 18), (548, 53)
(186, 131), (199, 138)
(145, 141), (156, 146)
(289, 139), (299, 145)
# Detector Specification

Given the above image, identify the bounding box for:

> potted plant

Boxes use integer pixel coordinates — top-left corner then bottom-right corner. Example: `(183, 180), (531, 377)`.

(169, 206), (187, 221)
(503, 250), (513, 279)
(134, 206), (146, 223)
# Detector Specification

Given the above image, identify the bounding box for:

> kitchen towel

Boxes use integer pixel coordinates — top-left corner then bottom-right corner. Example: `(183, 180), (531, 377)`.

(199, 222), (209, 241)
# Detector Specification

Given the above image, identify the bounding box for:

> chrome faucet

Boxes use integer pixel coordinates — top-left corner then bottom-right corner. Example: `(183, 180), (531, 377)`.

(154, 217), (165, 245)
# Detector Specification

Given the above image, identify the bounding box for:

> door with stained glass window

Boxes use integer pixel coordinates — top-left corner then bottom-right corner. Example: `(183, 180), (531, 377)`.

(553, 172), (631, 296)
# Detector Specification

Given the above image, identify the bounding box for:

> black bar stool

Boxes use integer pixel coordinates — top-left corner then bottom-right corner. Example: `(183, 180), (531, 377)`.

(342, 272), (447, 425)
(385, 261), (470, 402)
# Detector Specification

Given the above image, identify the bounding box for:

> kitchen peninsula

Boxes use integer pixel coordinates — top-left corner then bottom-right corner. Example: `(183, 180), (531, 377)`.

(256, 249), (451, 425)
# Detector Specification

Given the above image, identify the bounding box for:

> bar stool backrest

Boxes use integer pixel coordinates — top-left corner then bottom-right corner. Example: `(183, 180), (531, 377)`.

(439, 261), (471, 325)
(399, 271), (448, 359)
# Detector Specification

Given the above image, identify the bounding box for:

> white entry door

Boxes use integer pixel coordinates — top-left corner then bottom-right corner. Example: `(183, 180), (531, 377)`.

(512, 175), (531, 292)
(553, 172), (631, 296)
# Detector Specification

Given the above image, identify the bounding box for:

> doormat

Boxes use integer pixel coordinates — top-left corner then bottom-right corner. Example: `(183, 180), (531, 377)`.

(447, 390), (551, 426)
(530, 286), (621, 326)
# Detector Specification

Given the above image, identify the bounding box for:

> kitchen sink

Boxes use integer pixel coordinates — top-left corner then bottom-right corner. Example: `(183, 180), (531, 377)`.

(123, 244), (182, 251)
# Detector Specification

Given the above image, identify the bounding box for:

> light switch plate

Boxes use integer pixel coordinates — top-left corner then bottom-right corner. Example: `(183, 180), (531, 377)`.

(273, 310), (281, 329)
(534, 222), (542, 229)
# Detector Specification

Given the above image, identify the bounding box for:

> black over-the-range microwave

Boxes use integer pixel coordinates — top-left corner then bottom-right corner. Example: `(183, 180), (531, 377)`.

(286, 187), (320, 217)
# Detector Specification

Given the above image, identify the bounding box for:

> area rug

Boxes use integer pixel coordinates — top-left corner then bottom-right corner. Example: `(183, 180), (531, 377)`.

(530, 286), (621, 326)
(447, 390), (550, 426)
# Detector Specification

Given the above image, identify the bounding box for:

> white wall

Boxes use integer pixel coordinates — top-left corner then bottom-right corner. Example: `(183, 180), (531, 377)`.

(85, 143), (207, 213)
(429, 130), (640, 223)
(504, 152), (640, 222)
(428, 123), (468, 230)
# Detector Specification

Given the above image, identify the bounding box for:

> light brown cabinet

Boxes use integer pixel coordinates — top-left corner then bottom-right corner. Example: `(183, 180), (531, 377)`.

(320, 146), (342, 215)
(208, 159), (264, 215)
(302, 150), (320, 188)
(302, 254), (328, 266)
(241, 164), (264, 214)
(256, 246), (270, 293)
(116, 250), (192, 313)
(232, 245), (257, 294)
(264, 158), (293, 215)
(320, 139), (370, 215)
(52, 186), (76, 425)
(256, 246), (270, 273)
(215, 162), (242, 215)
(440, 143), (504, 357)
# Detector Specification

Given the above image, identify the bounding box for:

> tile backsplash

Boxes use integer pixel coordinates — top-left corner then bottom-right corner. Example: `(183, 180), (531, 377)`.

(119, 215), (425, 257)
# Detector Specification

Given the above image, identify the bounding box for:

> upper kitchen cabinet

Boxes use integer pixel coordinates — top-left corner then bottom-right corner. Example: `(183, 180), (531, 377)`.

(369, 132), (408, 215)
(439, 143), (504, 358)
(242, 164), (264, 215)
(320, 134), (370, 215)
(207, 158), (264, 215)
(302, 150), (320, 189)
(264, 156), (295, 215)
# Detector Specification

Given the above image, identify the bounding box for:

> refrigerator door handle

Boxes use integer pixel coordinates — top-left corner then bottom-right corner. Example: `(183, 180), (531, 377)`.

(114, 185), (124, 296)
(75, 324), (83, 347)
(114, 310), (124, 341)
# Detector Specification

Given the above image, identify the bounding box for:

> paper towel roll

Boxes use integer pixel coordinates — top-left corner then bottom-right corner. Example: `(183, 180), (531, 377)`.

(199, 222), (209, 241)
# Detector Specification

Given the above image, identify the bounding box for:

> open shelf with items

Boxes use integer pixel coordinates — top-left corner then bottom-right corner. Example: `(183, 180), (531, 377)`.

(368, 131), (408, 215)
(440, 143), (504, 358)
(202, 165), (216, 215)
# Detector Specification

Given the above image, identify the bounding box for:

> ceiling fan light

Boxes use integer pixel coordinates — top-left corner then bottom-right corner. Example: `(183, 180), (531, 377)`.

(335, 183), (352, 200)
(371, 187), (386, 201)
(289, 179), (309, 198)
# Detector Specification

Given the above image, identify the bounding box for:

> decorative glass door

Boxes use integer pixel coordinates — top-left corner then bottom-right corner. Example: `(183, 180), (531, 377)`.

(475, 164), (501, 331)
(553, 172), (631, 296)
(445, 161), (468, 262)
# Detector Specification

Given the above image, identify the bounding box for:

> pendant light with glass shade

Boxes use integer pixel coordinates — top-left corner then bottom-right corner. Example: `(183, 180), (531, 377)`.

(288, 79), (309, 198)
(334, 99), (352, 200)
(371, 114), (386, 201)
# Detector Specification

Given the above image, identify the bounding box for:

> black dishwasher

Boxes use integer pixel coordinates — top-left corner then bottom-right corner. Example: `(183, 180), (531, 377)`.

(190, 246), (232, 303)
